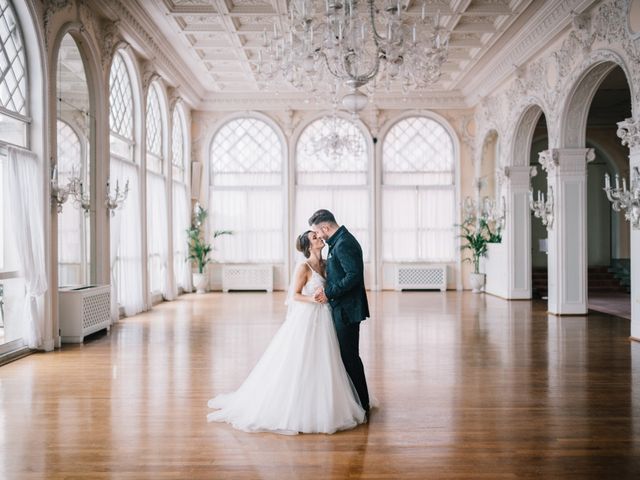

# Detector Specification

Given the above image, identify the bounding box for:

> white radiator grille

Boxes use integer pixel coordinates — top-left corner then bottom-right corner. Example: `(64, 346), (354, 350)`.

(82, 291), (111, 329)
(395, 264), (447, 291)
(59, 285), (111, 343)
(222, 265), (273, 292)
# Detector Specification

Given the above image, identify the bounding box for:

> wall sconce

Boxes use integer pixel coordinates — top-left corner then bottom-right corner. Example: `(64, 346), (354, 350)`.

(105, 179), (129, 216)
(604, 167), (640, 229)
(68, 176), (91, 214)
(529, 186), (554, 229)
(51, 165), (70, 213)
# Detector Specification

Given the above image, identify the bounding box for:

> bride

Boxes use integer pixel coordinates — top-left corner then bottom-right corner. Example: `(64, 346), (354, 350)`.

(207, 230), (366, 434)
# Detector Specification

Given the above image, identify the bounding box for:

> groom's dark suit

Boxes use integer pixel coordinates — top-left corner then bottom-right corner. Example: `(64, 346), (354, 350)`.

(324, 225), (370, 410)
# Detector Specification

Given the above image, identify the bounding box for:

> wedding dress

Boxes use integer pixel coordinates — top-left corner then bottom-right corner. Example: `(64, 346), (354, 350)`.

(207, 263), (366, 434)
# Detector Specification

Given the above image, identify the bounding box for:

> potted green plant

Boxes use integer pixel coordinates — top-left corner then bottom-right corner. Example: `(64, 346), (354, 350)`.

(459, 218), (489, 293)
(187, 204), (232, 294)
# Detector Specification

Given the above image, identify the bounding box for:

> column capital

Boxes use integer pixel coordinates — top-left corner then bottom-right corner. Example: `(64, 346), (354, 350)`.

(617, 117), (640, 151)
(540, 148), (594, 174)
(501, 165), (536, 188)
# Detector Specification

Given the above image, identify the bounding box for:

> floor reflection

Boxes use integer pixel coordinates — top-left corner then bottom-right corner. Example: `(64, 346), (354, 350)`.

(0, 292), (638, 478)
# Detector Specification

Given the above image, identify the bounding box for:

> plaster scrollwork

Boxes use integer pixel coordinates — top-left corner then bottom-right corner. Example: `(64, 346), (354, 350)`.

(141, 61), (160, 95)
(282, 109), (295, 137)
(100, 20), (122, 71)
(168, 87), (182, 112)
(617, 117), (640, 149)
(571, 11), (595, 53)
(78, 0), (100, 44)
(495, 167), (508, 186)
(459, 114), (475, 154)
(43, 0), (71, 47)
(538, 149), (559, 172)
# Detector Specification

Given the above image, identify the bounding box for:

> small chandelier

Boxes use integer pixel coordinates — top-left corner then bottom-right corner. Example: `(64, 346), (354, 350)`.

(305, 114), (364, 163)
(258, 0), (450, 110)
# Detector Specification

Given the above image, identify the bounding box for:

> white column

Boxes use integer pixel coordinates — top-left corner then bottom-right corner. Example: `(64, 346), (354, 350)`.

(504, 165), (532, 299)
(617, 117), (640, 340)
(543, 148), (594, 315)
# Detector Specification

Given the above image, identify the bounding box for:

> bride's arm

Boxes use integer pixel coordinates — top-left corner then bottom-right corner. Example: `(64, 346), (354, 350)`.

(292, 264), (316, 303)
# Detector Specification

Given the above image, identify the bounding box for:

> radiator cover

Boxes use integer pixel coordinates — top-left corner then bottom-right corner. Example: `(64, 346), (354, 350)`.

(59, 285), (111, 343)
(222, 264), (273, 292)
(395, 264), (447, 291)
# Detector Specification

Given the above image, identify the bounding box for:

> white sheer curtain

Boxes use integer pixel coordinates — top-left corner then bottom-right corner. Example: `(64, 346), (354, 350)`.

(382, 117), (456, 262)
(295, 116), (370, 260)
(6, 147), (48, 349)
(110, 159), (145, 316)
(172, 181), (191, 291)
(209, 118), (284, 263)
(147, 171), (169, 297)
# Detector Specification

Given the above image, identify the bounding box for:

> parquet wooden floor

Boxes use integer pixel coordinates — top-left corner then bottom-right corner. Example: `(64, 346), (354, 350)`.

(1, 291), (639, 479)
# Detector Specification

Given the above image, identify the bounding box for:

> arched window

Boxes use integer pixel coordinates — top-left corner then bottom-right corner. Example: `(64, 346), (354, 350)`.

(295, 116), (370, 260)
(0, 0), (27, 147)
(0, 0), (30, 350)
(145, 82), (169, 297)
(109, 50), (144, 317)
(171, 106), (190, 290)
(209, 117), (284, 262)
(382, 116), (456, 262)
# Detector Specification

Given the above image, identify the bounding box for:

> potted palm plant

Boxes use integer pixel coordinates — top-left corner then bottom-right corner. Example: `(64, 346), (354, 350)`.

(459, 218), (489, 293)
(187, 204), (231, 294)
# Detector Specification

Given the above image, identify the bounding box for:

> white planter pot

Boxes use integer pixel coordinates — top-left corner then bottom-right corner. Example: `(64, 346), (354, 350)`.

(193, 272), (208, 294)
(469, 272), (486, 293)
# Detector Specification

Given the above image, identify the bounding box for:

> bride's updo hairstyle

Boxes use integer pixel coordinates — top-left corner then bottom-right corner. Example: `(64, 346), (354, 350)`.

(296, 230), (312, 258)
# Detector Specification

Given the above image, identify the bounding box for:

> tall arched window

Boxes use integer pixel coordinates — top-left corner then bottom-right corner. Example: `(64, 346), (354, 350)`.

(209, 117), (284, 262)
(295, 116), (370, 260)
(0, 0), (31, 349)
(0, 0), (27, 147)
(109, 51), (144, 317)
(171, 106), (190, 291)
(145, 82), (169, 298)
(382, 116), (456, 262)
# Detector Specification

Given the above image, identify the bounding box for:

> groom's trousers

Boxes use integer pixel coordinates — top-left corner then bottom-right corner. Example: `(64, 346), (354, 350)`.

(334, 321), (370, 410)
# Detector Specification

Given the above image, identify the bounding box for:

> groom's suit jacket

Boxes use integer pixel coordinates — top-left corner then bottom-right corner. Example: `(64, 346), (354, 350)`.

(324, 226), (370, 325)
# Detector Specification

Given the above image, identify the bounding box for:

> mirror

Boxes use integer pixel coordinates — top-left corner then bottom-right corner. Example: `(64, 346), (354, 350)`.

(56, 34), (92, 286)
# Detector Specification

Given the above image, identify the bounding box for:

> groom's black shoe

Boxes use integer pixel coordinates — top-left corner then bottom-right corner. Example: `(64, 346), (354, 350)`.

(364, 406), (370, 424)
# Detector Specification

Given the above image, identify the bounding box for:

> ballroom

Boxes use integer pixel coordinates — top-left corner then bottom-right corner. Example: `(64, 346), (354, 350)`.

(0, 0), (639, 478)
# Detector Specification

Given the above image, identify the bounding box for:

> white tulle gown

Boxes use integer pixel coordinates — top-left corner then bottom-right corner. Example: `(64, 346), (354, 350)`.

(207, 264), (366, 434)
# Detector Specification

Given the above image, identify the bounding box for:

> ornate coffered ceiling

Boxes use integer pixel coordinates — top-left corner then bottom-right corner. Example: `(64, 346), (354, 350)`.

(95, 0), (601, 110)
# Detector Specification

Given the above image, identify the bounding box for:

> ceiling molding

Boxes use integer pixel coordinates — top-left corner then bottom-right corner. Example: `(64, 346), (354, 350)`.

(462, 0), (601, 104)
(89, 0), (205, 107)
(198, 91), (470, 111)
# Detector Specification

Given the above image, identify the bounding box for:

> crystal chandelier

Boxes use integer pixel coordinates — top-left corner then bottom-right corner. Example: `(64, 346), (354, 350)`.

(257, 0), (450, 110)
(305, 114), (364, 163)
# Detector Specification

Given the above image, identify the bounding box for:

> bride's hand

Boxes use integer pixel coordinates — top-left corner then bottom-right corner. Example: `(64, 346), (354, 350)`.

(314, 288), (328, 304)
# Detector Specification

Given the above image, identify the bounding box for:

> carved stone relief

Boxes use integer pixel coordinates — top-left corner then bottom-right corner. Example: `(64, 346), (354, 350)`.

(538, 149), (559, 172)
(617, 116), (640, 149)
(44, 0), (72, 47)
(100, 20), (121, 70)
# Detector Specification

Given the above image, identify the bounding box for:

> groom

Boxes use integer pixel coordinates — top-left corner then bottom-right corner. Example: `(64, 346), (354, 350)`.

(309, 209), (370, 414)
